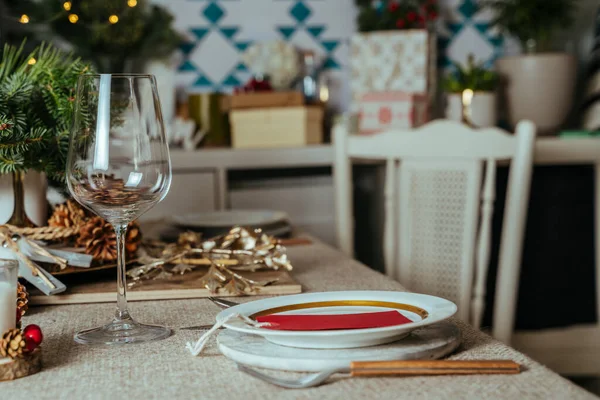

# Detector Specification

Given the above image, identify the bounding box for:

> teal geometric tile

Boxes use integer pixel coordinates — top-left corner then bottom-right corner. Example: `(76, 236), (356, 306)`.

(203, 2), (225, 24)
(447, 23), (463, 35)
(194, 74), (213, 87)
(222, 74), (241, 86)
(180, 42), (196, 56)
(323, 56), (340, 69)
(474, 23), (491, 36)
(190, 28), (209, 41)
(220, 27), (239, 40)
(277, 26), (297, 39)
(321, 40), (339, 52)
(290, 1), (311, 23)
(307, 25), (325, 38)
(234, 41), (252, 51)
(235, 62), (248, 72)
(458, 0), (479, 17)
(178, 60), (197, 72)
(489, 37), (504, 47)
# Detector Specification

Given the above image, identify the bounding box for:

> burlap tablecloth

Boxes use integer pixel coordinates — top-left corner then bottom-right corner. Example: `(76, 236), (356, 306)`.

(2, 239), (596, 399)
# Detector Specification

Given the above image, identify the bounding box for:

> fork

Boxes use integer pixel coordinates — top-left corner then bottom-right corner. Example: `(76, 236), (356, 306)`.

(237, 360), (522, 389)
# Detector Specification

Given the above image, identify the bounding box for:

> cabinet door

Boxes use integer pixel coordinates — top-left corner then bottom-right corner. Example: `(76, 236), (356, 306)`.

(139, 171), (216, 221)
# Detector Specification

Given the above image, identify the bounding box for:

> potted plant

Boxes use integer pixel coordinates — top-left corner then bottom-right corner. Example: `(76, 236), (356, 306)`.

(0, 41), (92, 226)
(443, 54), (499, 127)
(351, 0), (439, 105)
(484, 0), (578, 134)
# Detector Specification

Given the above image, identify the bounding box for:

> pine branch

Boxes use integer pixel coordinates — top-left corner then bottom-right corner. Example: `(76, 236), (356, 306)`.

(0, 41), (94, 179)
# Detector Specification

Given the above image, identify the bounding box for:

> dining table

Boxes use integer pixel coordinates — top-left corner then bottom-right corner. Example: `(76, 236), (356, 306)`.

(2, 237), (597, 399)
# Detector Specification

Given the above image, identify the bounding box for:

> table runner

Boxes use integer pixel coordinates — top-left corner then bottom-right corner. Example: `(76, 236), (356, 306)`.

(2, 239), (596, 399)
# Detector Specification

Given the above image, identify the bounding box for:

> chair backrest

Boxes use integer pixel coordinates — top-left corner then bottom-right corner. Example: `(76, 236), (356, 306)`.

(333, 119), (536, 344)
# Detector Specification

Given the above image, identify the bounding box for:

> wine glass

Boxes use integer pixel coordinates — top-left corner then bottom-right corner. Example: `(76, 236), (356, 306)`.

(66, 74), (172, 345)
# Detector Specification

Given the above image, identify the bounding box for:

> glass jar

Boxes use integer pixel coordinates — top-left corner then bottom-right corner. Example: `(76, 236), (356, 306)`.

(0, 259), (18, 337)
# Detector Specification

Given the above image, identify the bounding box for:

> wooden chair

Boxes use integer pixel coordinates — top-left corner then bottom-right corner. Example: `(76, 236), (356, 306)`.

(334, 119), (536, 344)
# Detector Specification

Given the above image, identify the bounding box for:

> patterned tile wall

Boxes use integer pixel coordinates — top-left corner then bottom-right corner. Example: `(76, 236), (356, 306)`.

(154, 0), (517, 110)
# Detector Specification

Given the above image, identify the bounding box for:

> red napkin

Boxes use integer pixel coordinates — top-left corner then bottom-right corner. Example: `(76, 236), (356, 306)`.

(255, 310), (413, 331)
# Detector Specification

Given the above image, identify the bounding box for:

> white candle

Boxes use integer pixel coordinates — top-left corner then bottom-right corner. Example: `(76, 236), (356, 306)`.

(0, 281), (16, 336)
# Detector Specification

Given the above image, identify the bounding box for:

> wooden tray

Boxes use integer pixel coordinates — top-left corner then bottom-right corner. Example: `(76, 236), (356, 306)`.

(29, 269), (301, 305)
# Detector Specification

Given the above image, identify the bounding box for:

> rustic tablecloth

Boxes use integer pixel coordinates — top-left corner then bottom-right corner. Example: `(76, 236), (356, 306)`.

(2, 239), (597, 399)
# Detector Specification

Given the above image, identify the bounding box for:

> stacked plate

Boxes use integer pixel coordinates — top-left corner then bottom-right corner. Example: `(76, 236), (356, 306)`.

(216, 291), (461, 372)
(169, 210), (292, 238)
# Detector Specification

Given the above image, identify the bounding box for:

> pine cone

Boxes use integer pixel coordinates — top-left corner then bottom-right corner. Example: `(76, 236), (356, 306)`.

(17, 282), (28, 318)
(48, 200), (87, 228)
(126, 222), (142, 256)
(0, 328), (27, 359)
(77, 217), (117, 262)
(76, 217), (141, 263)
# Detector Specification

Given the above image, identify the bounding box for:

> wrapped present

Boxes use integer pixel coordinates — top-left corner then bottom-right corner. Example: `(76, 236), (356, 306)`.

(230, 106), (323, 148)
(358, 92), (429, 134)
(350, 30), (436, 109)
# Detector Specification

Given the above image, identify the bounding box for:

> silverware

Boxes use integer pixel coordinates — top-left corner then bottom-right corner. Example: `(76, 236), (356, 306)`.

(179, 324), (224, 331)
(179, 297), (239, 330)
(208, 296), (239, 309)
(237, 360), (522, 389)
(237, 363), (342, 389)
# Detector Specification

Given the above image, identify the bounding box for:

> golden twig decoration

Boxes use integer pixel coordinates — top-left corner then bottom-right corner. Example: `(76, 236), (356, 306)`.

(126, 227), (292, 295)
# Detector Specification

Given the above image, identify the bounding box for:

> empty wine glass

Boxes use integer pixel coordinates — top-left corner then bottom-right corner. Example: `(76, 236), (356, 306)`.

(67, 74), (172, 345)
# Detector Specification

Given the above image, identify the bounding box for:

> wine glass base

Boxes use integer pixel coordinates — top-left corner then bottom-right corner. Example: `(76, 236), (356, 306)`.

(74, 318), (171, 345)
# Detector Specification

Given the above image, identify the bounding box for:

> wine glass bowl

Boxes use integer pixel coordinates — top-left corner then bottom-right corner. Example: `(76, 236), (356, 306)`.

(67, 74), (171, 345)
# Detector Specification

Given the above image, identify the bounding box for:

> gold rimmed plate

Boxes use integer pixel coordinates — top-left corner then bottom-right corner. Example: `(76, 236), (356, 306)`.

(217, 291), (457, 349)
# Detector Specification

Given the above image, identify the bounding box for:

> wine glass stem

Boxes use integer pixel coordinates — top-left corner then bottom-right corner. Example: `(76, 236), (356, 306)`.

(114, 223), (131, 321)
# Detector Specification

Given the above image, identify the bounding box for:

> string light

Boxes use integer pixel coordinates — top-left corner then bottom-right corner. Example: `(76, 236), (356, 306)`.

(28, 58), (36, 65)
(15, 1), (135, 25)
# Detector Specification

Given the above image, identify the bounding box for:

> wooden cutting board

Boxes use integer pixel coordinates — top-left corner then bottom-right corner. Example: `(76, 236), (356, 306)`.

(29, 269), (301, 306)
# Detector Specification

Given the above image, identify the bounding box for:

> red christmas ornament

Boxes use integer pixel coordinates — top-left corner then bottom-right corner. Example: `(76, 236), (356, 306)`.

(23, 324), (43, 352)
(407, 11), (417, 22)
(396, 19), (405, 28)
(388, 2), (399, 12)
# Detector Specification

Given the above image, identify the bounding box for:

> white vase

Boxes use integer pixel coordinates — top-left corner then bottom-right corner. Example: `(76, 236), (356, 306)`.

(445, 92), (498, 128)
(0, 171), (47, 226)
(496, 53), (576, 135)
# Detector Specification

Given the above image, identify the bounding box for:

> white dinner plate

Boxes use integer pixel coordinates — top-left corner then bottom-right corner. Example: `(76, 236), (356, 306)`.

(170, 210), (289, 229)
(217, 291), (457, 349)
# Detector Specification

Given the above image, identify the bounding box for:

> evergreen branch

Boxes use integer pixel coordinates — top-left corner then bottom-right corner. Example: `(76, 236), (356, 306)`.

(0, 135), (44, 156)
(0, 42), (94, 179)
(0, 154), (24, 174)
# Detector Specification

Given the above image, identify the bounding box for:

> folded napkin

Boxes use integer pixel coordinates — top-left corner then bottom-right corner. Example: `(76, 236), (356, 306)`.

(256, 310), (412, 331)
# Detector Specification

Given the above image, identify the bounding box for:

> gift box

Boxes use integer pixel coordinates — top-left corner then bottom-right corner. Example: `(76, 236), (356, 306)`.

(350, 30), (436, 109)
(229, 106), (323, 148)
(358, 92), (429, 134)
